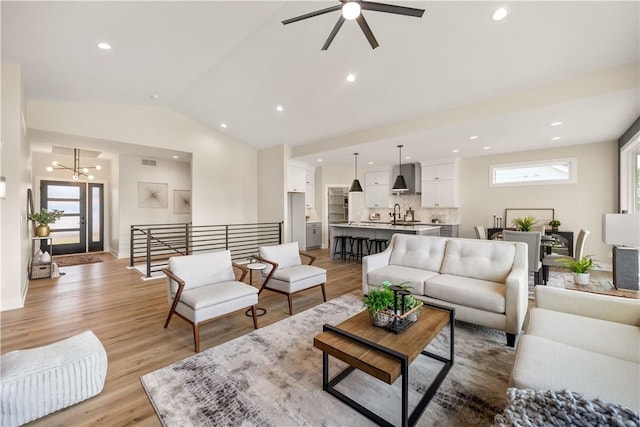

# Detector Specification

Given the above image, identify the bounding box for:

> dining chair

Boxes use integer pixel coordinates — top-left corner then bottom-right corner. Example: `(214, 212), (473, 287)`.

(503, 230), (543, 285)
(542, 229), (590, 285)
(531, 224), (546, 234)
(474, 225), (487, 239)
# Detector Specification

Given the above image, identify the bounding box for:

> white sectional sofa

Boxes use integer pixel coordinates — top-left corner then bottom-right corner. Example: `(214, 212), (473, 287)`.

(362, 234), (528, 346)
(511, 286), (640, 411)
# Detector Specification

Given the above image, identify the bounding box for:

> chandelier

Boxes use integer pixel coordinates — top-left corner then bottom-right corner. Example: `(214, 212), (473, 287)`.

(46, 149), (101, 180)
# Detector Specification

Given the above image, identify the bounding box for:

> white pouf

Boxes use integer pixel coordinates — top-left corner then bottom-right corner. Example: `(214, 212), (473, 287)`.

(1, 331), (108, 427)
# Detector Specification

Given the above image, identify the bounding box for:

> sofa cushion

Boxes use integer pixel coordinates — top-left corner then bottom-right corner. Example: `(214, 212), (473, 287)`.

(367, 265), (440, 295)
(425, 274), (506, 313)
(440, 239), (516, 283)
(511, 335), (640, 412)
(388, 235), (448, 272)
(168, 250), (235, 293)
(527, 307), (640, 363)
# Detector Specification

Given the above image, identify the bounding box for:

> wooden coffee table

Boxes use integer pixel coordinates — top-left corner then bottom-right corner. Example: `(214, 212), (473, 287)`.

(313, 303), (454, 427)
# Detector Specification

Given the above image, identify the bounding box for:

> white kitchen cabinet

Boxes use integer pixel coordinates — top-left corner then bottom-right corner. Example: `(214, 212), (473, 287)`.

(421, 162), (458, 207)
(365, 170), (389, 186)
(305, 222), (321, 249)
(364, 171), (390, 208)
(365, 184), (390, 208)
(421, 163), (455, 181)
(287, 164), (306, 193)
(305, 168), (315, 208)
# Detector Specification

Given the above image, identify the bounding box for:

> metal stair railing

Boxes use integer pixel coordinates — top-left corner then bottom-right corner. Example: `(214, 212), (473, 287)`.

(130, 222), (283, 278)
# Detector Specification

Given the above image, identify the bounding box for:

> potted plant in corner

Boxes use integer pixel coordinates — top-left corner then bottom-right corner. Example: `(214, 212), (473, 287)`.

(559, 255), (598, 285)
(512, 215), (537, 231)
(27, 209), (64, 237)
(363, 283), (395, 327)
(549, 219), (561, 233)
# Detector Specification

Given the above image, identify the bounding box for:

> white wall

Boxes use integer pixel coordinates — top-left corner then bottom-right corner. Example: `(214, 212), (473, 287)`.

(1, 63), (31, 311)
(317, 165), (352, 248)
(257, 144), (286, 227)
(117, 154), (191, 258)
(110, 156), (120, 257)
(459, 141), (617, 265)
(27, 101), (258, 226)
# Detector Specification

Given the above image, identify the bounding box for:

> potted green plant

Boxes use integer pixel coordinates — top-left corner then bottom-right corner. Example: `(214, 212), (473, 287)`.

(28, 209), (64, 237)
(549, 220), (561, 232)
(558, 255), (598, 285)
(512, 215), (537, 231)
(363, 283), (395, 326)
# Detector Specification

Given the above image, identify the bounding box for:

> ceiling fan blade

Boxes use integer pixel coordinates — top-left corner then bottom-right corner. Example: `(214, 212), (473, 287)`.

(282, 5), (342, 25)
(356, 14), (379, 49)
(361, 1), (425, 17)
(322, 16), (346, 50)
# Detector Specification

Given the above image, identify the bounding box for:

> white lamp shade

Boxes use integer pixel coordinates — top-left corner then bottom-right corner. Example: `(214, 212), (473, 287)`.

(602, 213), (640, 246)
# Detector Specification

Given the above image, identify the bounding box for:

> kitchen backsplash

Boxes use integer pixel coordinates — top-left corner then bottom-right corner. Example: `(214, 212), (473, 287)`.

(360, 194), (460, 224)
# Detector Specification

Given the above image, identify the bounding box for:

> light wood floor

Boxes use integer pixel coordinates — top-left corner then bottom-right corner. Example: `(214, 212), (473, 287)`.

(1, 249), (363, 426)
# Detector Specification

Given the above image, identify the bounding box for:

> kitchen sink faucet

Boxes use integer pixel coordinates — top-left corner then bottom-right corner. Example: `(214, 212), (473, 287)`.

(390, 204), (401, 226)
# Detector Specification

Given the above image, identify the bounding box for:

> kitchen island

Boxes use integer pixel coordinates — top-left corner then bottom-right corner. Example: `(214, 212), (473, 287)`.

(329, 223), (441, 258)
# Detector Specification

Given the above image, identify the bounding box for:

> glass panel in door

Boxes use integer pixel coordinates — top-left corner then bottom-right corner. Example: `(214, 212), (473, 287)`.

(41, 181), (86, 255)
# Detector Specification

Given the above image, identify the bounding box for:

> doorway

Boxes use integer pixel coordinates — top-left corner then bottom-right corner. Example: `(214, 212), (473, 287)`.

(40, 180), (104, 255)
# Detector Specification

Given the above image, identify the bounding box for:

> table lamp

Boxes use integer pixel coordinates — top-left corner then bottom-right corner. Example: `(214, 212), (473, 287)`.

(602, 213), (640, 290)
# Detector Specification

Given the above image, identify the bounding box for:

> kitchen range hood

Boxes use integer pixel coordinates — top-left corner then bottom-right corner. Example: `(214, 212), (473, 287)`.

(391, 163), (421, 195)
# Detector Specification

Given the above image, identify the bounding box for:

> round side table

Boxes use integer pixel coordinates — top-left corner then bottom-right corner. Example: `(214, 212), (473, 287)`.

(245, 261), (267, 317)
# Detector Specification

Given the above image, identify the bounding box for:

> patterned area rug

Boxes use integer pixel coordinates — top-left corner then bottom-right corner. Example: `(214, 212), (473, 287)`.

(141, 293), (515, 426)
(527, 269), (565, 300)
(53, 253), (106, 267)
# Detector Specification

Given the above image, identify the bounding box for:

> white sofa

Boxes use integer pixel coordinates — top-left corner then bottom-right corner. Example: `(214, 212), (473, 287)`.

(362, 234), (528, 346)
(511, 286), (640, 411)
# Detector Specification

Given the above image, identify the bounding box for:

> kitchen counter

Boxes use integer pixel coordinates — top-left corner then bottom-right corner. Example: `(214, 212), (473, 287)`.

(329, 223), (441, 257)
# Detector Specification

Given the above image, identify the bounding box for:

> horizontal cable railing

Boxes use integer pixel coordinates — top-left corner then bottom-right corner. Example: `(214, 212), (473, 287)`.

(130, 222), (283, 278)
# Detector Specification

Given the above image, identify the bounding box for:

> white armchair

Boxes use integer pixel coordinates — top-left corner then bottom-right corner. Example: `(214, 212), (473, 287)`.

(255, 242), (327, 315)
(163, 250), (258, 352)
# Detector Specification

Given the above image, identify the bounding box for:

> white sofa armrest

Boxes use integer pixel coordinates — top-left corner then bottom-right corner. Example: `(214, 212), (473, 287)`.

(503, 242), (529, 335)
(534, 286), (640, 326)
(362, 247), (393, 295)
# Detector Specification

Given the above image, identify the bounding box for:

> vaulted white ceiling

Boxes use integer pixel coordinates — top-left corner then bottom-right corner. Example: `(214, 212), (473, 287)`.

(2, 1), (639, 166)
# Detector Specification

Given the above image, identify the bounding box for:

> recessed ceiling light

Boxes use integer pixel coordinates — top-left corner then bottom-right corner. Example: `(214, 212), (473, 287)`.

(150, 94), (160, 99)
(550, 121), (563, 126)
(368, 162), (374, 165)
(346, 73), (356, 82)
(492, 8), (508, 21)
(551, 136), (561, 140)
(470, 135), (479, 140)
(276, 105), (284, 112)
(452, 149), (459, 153)
(405, 156), (412, 160)
(317, 158), (323, 162)
(172, 155), (179, 159)
(97, 42), (111, 50)
(220, 123), (228, 128)
(342, 1), (361, 20)
(483, 146), (491, 150)
(96, 165), (102, 170)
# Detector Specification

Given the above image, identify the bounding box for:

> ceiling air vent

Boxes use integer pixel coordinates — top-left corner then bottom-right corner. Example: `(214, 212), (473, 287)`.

(141, 159), (157, 166)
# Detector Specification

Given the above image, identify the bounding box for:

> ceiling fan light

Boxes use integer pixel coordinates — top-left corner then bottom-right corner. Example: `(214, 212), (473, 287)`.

(342, 2), (361, 20)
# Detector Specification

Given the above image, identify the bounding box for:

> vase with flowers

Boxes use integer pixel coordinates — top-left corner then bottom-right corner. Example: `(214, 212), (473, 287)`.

(27, 209), (64, 237)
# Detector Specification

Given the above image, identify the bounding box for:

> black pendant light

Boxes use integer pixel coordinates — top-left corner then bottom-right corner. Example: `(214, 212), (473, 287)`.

(392, 145), (408, 192)
(349, 153), (363, 192)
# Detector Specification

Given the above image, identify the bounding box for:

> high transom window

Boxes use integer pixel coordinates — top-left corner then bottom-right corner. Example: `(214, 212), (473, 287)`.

(490, 158), (577, 187)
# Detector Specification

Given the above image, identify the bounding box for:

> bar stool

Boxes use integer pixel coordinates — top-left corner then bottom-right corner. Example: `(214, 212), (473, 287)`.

(332, 235), (352, 261)
(368, 238), (389, 254)
(350, 237), (369, 263)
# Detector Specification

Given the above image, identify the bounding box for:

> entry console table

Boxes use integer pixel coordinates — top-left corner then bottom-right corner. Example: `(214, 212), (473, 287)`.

(487, 228), (573, 257)
(314, 304), (454, 427)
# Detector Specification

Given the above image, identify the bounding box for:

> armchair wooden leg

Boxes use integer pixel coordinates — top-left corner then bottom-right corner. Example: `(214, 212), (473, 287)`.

(251, 306), (258, 329)
(288, 295), (294, 315)
(164, 310), (174, 328)
(320, 283), (327, 302)
(193, 323), (200, 353)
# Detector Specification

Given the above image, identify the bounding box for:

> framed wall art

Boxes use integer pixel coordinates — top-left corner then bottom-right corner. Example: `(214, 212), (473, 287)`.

(174, 190), (191, 214)
(504, 208), (554, 228)
(138, 182), (168, 208)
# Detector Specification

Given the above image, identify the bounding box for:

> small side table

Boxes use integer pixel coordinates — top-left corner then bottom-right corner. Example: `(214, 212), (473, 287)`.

(245, 261), (267, 317)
